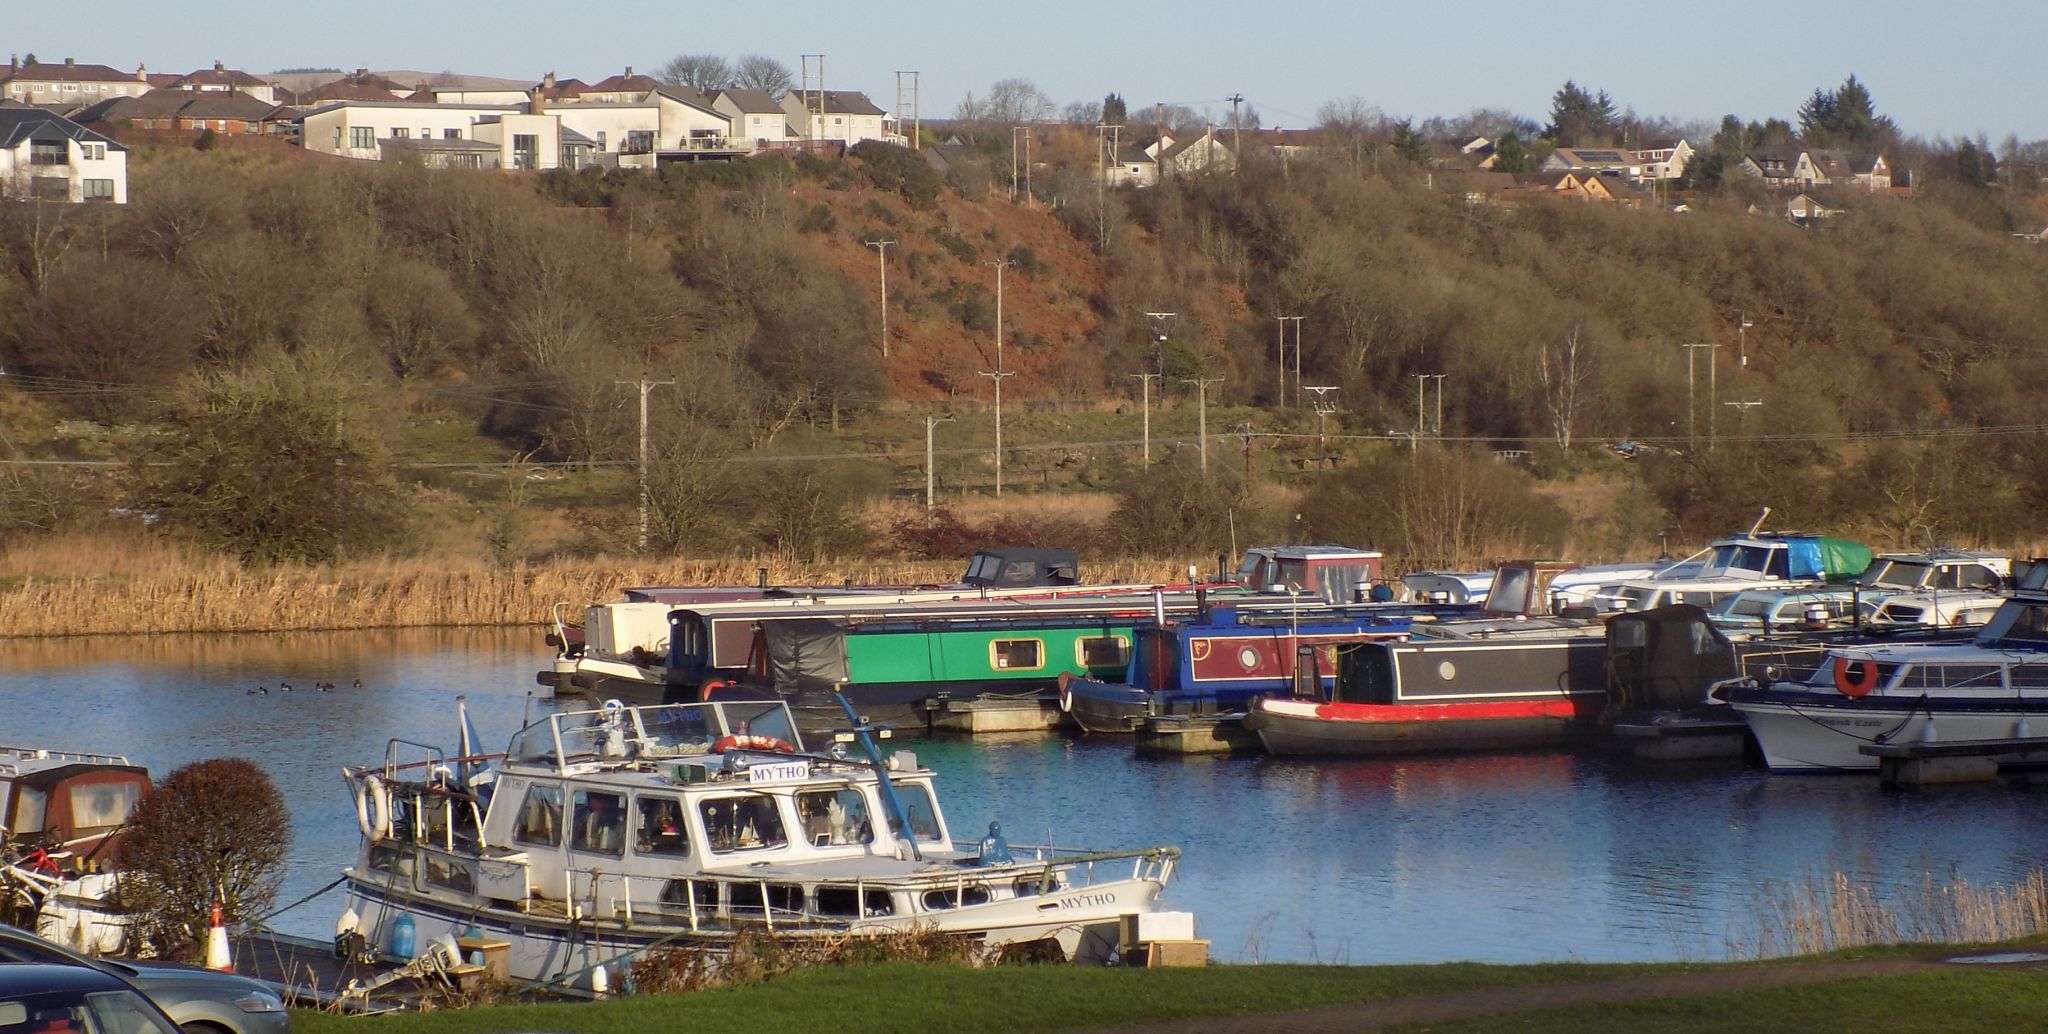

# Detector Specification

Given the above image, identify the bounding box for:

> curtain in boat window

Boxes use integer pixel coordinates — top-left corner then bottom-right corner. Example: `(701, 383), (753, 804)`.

(68, 783), (139, 830)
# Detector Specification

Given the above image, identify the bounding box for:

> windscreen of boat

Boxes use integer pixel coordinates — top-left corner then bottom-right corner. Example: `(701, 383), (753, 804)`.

(1488, 566), (1535, 614)
(1979, 600), (2048, 647)
(894, 783), (946, 843)
(1804, 660), (1900, 688)
(1721, 596), (1773, 619)
(718, 701), (801, 750)
(1707, 543), (1781, 577)
(1858, 559), (1926, 590)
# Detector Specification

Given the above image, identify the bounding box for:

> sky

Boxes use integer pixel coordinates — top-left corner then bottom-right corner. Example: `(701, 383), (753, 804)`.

(11, 0), (2047, 143)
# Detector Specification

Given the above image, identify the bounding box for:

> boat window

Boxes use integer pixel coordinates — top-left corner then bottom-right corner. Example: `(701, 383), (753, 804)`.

(718, 703), (799, 748)
(571, 790), (627, 856)
(1317, 563), (1371, 603)
(1898, 664), (2002, 691)
(1984, 603), (2048, 646)
(816, 885), (893, 917)
(2010, 664), (2048, 691)
(10, 787), (46, 835)
(728, 881), (804, 916)
(895, 784), (944, 842)
(922, 884), (992, 910)
(642, 706), (717, 753)
(422, 853), (475, 894)
(367, 843), (405, 874)
(659, 878), (718, 911)
(512, 785), (563, 847)
(1959, 565), (2002, 591)
(635, 794), (690, 856)
(796, 788), (874, 846)
(1878, 604), (1925, 624)
(1725, 597), (1771, 618)
(991, 639), (1044, 670)
(66, 782), (139, 831)
(701, 794), (788, 853)
(1077, 635), (1130, 670)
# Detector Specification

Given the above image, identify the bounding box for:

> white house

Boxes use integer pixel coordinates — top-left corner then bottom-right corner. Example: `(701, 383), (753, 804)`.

(299, 98), (574, 170)
(712, 88), (793, 150)
(1541, 146), (1643, 179)
(781, 89), (888, 146)
(0, 57), (151, 105)
(1631, 138), (1693, 181)
(1739, 148), (1826, 189)
(549, 87), (735, 164)
(0, 108), (126, 203)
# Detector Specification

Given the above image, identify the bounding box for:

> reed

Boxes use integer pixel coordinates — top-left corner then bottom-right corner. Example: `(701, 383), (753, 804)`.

(0, 532), (1194, 638)
(1739, 867), (2048, 959)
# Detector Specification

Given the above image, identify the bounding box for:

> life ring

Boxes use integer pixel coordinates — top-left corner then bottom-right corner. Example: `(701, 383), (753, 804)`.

(700, 679), (731, 701)
(355, 775), (394, 841)
(1832, 657), (1879, 698)
(712, 734), (795, 754)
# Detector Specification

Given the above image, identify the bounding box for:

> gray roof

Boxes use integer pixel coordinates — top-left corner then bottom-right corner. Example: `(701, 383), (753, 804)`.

(717, 87), (781, 114)
(799, 90), (884, 116)
(560, 126), (596, 146)
(0, 108), (125, 150)
(650, 85), (721, 115)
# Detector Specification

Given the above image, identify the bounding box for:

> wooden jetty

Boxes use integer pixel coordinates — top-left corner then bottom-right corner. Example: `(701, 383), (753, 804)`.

(1861, 736), (2048, 786)
(1134, 714), (1260, 755)
(925, 695), (1065, 734)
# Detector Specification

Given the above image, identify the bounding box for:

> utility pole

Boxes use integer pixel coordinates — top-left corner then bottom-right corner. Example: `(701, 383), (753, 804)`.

(1737, 313), (1754, 368)
(1305, 385), (1339, 467)
(1724, 399), (1763, 438)
(924, 412), (954, 526)
(865, 239), (894, 356)
(1411, 373), (1444, 441)
(1127, 373), (1160, 464)
(894, 71), (920, 148)
(1428, 374), (1446, 435)
(980, 260), (1012, 496)
(1227, 93), (1244, 169)
(615, 378), (673, 552)
(799, 55), (825, 142)
(1183, 376), (1224, 475)
(1291, 316), (1306, 409)
(1011, 126), (1023, 203)
(1681, 342), (1719, 449)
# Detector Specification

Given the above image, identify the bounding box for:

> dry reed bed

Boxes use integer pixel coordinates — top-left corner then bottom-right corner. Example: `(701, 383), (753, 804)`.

(0, 550), (1194, 638)
(1741, 868), (2048, 958)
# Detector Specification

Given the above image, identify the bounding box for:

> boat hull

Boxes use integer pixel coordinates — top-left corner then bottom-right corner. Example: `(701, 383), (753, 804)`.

(1246, 697), (1598, 756)
(1728, 689), (2048, 771)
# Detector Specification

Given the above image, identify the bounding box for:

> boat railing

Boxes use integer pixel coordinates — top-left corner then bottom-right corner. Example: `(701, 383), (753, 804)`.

(0, 746), (132, 771)
(555, 845), (1179, 932)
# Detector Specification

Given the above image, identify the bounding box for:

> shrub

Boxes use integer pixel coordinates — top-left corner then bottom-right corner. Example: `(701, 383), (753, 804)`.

(123, 758), (290, 959)
(851, 140), (941, 209)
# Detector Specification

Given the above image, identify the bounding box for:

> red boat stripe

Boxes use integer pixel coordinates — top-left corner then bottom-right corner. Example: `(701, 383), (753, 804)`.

(1308, 699), (1587, 722)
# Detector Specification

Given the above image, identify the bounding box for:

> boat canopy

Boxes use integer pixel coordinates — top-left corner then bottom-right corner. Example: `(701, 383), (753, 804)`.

(764, 619), (851, 691)
(1605, 604), (1738, 713)
(1786, 536), (1872, 582)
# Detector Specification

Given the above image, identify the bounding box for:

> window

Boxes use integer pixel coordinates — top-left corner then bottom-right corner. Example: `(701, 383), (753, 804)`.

(991, 639), (1043, 670)
(512, 784), (563, 847)
(513, 133), (539, 169)
(595, 130), (606, 150)
(423, 854), (475, 893)
(443, 128), (460, 140)
(571, 790), (626, 855)
(635, 794), (689, 856)
(1078, 635), (1130, 670)
(729, 881), (804, 916)
(81, 179), (116, 201)
(86, 989), (184, 1034)
(69, 781), (137, 827)
(391, 127), (410, 139)
(700, 793), (787, 853)
(624, 130), (654, 152)
(348, 126), (374, 149)
(896, 785), (943, 842)
(796, 788), (873, 846)
(29, 141), (64, 165)
(10, 786), (46, 834)
(921, 884), (990, 910)
(816, 885), (893, 917)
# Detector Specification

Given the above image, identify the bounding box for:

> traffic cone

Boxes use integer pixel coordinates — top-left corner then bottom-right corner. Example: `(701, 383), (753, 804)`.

(205, 903), (232, 972)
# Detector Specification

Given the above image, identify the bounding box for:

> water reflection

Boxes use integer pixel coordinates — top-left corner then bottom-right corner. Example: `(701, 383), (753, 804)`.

(3, 628), (2044, 964)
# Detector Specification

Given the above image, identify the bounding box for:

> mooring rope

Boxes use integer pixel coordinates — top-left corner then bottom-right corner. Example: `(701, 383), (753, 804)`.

(250, 874), (348, 927)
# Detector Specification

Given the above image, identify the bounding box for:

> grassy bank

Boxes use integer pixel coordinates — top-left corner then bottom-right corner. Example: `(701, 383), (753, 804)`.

(288, 949), (2048, 1034)
(0, 532), (1195, 638)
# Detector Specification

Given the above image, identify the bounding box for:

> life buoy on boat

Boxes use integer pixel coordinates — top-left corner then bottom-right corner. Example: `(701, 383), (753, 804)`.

(700, 679), (732, 701)
(1056, 672), (1076, 714)
(711, 734), (795, 754)
(1832, 657), (1879, 698)
(355, 775), (394, 840)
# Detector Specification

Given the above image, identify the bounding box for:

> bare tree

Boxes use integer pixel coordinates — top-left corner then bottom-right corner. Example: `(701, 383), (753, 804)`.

(1062, 99), (1103, 125)
(985, 78), (1055, 124)
(1315, 96), (1385, 164)
(732, 54), (792, 97)
(123, 759), (290, 958)
(1536, 325), (1595, 451)
(659, 53), (732, 92)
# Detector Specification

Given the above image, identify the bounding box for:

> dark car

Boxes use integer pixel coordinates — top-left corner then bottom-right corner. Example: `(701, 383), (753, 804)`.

(0, 963), (185, 1034)
(0, 925), (287, 1034)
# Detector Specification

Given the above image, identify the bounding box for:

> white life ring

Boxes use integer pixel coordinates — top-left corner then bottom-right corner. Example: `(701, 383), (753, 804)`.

(355, 775), (393, 841)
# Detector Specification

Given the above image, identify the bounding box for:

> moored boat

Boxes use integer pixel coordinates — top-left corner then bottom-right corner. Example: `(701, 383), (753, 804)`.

(335, 697), (1181, 990)
(0, 746), (152, 952)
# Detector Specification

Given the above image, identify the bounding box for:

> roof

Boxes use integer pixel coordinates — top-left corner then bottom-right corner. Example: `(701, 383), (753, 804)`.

(169, 64), (270, 89)
(586, 69), (661, 94)
(561, 126), (597, 146)
(0, 59), (138, 84)
(174, 92), (280, 119)
(716, 87), (781, 114)
(793, 89), (885, 116)
(1550, 147), (1634, 166)
(300, 80), (410, 104)
(0, 108), (125, 150)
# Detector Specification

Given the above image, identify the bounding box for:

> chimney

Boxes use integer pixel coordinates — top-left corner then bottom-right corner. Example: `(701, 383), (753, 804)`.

(528, 87), (545, 115)
(9, 55), (18, 75)
(542, 71), (555, 89)
(65, 57), (76, 68)
(213, 60), (225, 72)
(135, 62), (147, 81)
(624, 65), (633, 78)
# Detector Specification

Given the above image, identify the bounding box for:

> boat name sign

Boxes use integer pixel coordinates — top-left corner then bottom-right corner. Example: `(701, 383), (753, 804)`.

(748, 760), (812, 784)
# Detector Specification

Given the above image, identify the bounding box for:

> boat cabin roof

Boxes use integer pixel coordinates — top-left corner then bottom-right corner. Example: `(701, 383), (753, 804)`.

(503, 700), (812, 775)
(958, 548), (1080, 588)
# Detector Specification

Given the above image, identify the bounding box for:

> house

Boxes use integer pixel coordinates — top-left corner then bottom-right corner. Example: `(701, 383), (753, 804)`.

(1541, 146), (1642, 179)
(1631, 138), (1692, 181)
(298, 70), (410, 106)
(300, 97), (579, 170)
(533, 72), (592, 103)
(1156, 127), (1235, 176)
(1437, 170), (1518, 205)
(166, 62), (278, 104)
(580, 67), (662, 104)
(1, 57), (152, 105)
(0, 107), (126, 202)
(79, 88), (289, 137)
(712, 88), (793, 150)
(404, 74), (534, 106)
(1106, 142), (1158, 187)
(1739, 148), (1826, 189)
(1508, 170), (1637, 204)
(550, 86), (736, 164)
(781, 89), (890, 146)
(1810, 149), (1891, 192)
(1785, 192), (1839, 222)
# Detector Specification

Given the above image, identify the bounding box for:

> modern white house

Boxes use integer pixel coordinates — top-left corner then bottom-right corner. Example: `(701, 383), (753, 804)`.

(0, 108), (127, 203)
(299, 98), (572, 170)
(552, 87), (735, 165)
(1630, 138), (1692, 181)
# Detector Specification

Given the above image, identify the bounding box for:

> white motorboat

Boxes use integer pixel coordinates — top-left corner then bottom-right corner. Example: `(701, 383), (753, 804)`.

(335, 697), (1180, 991)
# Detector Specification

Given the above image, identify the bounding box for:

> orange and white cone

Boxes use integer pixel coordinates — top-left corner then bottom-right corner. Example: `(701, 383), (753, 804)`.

(205, 903), (232, 972)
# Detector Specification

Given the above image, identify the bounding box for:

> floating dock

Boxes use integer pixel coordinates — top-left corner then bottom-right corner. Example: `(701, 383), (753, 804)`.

(925, 695), (1065, 734)
(1861, 736), (2048, 786)
(1134, 714), (1260, 755)
(1607, 714), (1751, 761)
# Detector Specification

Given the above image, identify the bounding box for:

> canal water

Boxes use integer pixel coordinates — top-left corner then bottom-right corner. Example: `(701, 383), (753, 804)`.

(4, 627), (2043, 964)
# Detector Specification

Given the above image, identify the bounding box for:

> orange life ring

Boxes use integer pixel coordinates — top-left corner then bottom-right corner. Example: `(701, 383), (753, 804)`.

(712, 734), (795, 754)
(1832, 657), (1879, 698)
(700, 679), (731, 701)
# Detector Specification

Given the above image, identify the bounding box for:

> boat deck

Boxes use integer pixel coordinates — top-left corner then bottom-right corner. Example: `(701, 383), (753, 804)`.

(233, 931), (412, 1010)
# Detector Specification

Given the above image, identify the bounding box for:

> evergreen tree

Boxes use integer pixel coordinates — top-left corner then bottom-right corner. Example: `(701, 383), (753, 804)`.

(1391, 119), (1431, 164)
(1491, 132), (1530, 173)
(1545, 80), (1618, 146)
(1103, 93), (1127, 125)
(1797, 74), (1896, 146)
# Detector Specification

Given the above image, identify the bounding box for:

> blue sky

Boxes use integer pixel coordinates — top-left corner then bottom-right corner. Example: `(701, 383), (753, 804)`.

(12, 0), (2046, 142)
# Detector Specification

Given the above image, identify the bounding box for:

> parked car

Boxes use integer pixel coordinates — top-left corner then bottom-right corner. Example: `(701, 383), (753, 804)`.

(0, 963), (184, 1034)
(0, 924), (287, 1034)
